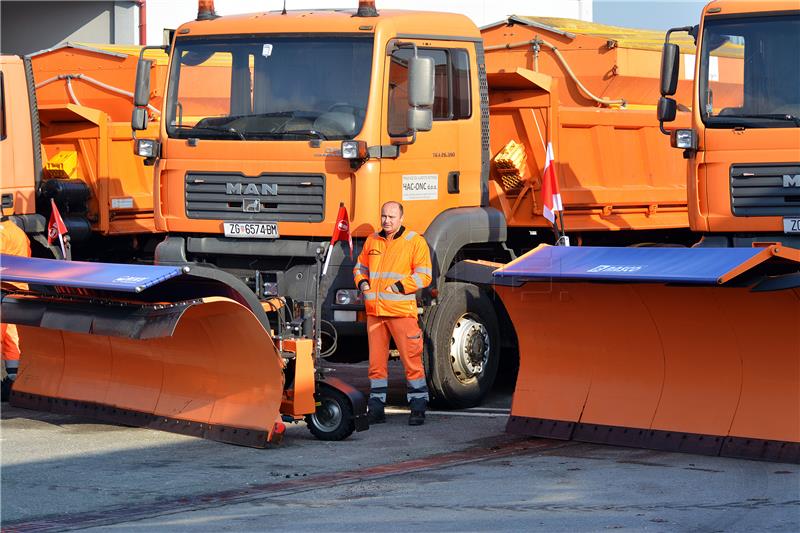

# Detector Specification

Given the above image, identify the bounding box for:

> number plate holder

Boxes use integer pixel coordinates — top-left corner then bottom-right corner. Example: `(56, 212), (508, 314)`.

(223, 222), (279, 239)
(783, 217), (800, 234)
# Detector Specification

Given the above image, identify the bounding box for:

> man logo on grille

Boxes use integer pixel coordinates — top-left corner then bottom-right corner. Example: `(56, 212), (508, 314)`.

(783, 175), (800, 188)
(226, 183), (278, 195)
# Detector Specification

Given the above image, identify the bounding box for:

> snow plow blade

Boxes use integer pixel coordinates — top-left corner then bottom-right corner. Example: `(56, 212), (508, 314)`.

(451, 245), (800, 463)
(1, 255), (286, 447)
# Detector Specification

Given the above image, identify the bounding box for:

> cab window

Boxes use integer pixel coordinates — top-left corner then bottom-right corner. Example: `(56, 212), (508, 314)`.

(388, 47), (471, 136)
(1, 72), (6, 140)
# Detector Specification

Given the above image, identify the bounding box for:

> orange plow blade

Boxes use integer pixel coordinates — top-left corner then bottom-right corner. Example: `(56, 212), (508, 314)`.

(454, 245), (800, 462)
(2, 256), (286, 447)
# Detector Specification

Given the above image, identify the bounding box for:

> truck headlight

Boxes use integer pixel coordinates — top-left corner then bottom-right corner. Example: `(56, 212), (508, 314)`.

(341, 140), (368, 160)
(670, 129), (697, 150)
(135, 139), (160, 158)
(335, 289), (363, 305)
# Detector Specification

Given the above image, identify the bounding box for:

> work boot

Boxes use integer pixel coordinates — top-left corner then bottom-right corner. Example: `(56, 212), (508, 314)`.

(1, 378), (11, 403)
(367, 398), (386, 424)
(408, 410), (425, 426)
(408, 398), (427, 426)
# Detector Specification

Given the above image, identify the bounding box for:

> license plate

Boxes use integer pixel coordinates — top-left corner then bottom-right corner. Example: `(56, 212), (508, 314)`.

(784, 217), (800, 234)
(223, 222), (279, 238)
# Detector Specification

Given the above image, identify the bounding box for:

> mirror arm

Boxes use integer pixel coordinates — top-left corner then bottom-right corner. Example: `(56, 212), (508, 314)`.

(391, 40), (418, 57)
(391, 130), (417, 146)
(665, 26), (695, 44)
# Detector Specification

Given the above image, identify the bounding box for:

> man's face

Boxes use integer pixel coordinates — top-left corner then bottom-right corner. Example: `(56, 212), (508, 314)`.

(381, 203), (403, 236)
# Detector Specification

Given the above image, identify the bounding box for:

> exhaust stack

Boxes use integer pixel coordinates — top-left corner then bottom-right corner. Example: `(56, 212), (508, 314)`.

(355, 0), (378, 17)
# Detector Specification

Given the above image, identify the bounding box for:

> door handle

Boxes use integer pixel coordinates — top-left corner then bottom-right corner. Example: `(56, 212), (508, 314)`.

(447, 171), (460, 194)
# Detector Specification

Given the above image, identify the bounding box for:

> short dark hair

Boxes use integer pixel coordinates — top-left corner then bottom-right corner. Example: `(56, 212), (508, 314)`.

(382, 201), (404, 216)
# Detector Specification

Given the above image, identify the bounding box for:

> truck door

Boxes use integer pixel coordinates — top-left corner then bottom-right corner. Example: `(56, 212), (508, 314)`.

(379, 40), (482, 232)
(0, 58), (36, 216)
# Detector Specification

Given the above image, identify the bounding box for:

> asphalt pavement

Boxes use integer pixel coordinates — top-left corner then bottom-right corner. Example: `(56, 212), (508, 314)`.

(1, 361), (798, 532)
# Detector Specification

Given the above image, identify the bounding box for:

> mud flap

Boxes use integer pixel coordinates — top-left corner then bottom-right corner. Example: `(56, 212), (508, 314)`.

(1, 255), (286, 448)
(460, 245), (800, 463)
(321, 376), (369, 432)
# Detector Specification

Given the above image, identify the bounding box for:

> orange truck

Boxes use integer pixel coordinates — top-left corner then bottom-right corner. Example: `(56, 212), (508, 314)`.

(1, 45), (166, 260)
(657, 0), (800, 247)
(126, 0), (700, 408)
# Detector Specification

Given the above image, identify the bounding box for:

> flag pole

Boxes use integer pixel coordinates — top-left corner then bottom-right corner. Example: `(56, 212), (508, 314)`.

(550, 214), (562, 241)
(555, 213), (569, 246)
(321, 241), (333, 277)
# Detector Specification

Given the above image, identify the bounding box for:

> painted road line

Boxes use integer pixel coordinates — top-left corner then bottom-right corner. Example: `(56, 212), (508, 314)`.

(4, 437), (570, 532)
(384, 408), (508, 418)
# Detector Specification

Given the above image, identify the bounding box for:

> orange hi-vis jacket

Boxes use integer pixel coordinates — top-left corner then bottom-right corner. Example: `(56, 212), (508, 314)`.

(0, 219), (31, 291)
(353, 226), (432, 318)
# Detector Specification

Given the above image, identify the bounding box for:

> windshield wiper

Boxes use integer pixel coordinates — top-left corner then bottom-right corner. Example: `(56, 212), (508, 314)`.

(716, 113), (800, 126)
(173, 124), (247, 139)
(279, 129), (328, 140)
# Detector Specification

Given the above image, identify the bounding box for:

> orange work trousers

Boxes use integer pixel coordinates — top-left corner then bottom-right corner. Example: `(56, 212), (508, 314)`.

(1, 322), (21, 380)
(366, 315), (428, 404)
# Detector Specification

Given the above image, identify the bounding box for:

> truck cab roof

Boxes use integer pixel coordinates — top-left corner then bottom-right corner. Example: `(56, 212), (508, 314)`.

(175, 8), (480, 41)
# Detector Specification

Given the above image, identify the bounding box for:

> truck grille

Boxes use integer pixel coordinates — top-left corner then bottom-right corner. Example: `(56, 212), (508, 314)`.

(730, 164), (800, 216)
(185, 172), (325, 222)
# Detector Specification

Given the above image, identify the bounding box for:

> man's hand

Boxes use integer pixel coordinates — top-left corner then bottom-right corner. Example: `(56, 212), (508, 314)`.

(385, 282), (403, 294)
(359, 280), (370, 292)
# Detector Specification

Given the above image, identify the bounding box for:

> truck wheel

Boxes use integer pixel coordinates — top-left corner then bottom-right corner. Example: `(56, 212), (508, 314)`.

(305, 385), (355, 441)
(424, 282), (500, 409)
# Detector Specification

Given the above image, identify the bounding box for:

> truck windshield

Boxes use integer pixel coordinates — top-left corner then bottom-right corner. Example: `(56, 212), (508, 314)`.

(166, 35), (373, 140)
(699, 13), (800, 128)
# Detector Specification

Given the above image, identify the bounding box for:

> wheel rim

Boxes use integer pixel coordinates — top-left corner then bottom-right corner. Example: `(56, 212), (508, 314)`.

(311, 397), (343, 432)
(449, 312), (490, 384)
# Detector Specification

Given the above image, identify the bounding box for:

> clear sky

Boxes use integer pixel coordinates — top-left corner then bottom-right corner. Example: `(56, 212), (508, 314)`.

(593, 1), (708, 30)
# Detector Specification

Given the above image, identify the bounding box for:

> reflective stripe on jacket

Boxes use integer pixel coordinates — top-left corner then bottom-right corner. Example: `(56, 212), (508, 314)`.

(353, 226), (432, 318)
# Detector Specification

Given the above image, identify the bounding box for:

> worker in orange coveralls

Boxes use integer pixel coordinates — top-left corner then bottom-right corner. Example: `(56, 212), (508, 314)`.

(0, 215), (31, 401)
(353, 201), (432, 426)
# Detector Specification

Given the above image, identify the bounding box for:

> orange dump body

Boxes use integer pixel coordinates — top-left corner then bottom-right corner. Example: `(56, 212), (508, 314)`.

(30, 44), (168, 237)
(481, 18), (693, 232)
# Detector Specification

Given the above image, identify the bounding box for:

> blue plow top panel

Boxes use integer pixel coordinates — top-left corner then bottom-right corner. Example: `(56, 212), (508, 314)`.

(493, 246), (766, 284)
(0, 254), (185, 293)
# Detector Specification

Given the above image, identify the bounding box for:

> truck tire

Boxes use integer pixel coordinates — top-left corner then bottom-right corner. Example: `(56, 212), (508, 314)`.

(423, 282), (500, 408)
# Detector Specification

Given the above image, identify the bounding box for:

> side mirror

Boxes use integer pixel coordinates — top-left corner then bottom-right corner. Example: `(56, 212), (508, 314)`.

(408, 56), (434, 107)
(407, 107), (432, 132)
(660, 43), (680, 96)
(657, 96), (677, 123)
(131, 107), (148, 131)
(134, 59), (153, 107)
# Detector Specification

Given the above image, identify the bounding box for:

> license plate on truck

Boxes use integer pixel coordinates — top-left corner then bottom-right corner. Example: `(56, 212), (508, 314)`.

(223, 222), (279, 238)
(784, 217), (800, 234)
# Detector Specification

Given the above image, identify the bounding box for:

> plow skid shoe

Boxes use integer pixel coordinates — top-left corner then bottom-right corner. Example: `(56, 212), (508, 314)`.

(1, 255), (285, 448)
(485, 245), (800, 463)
